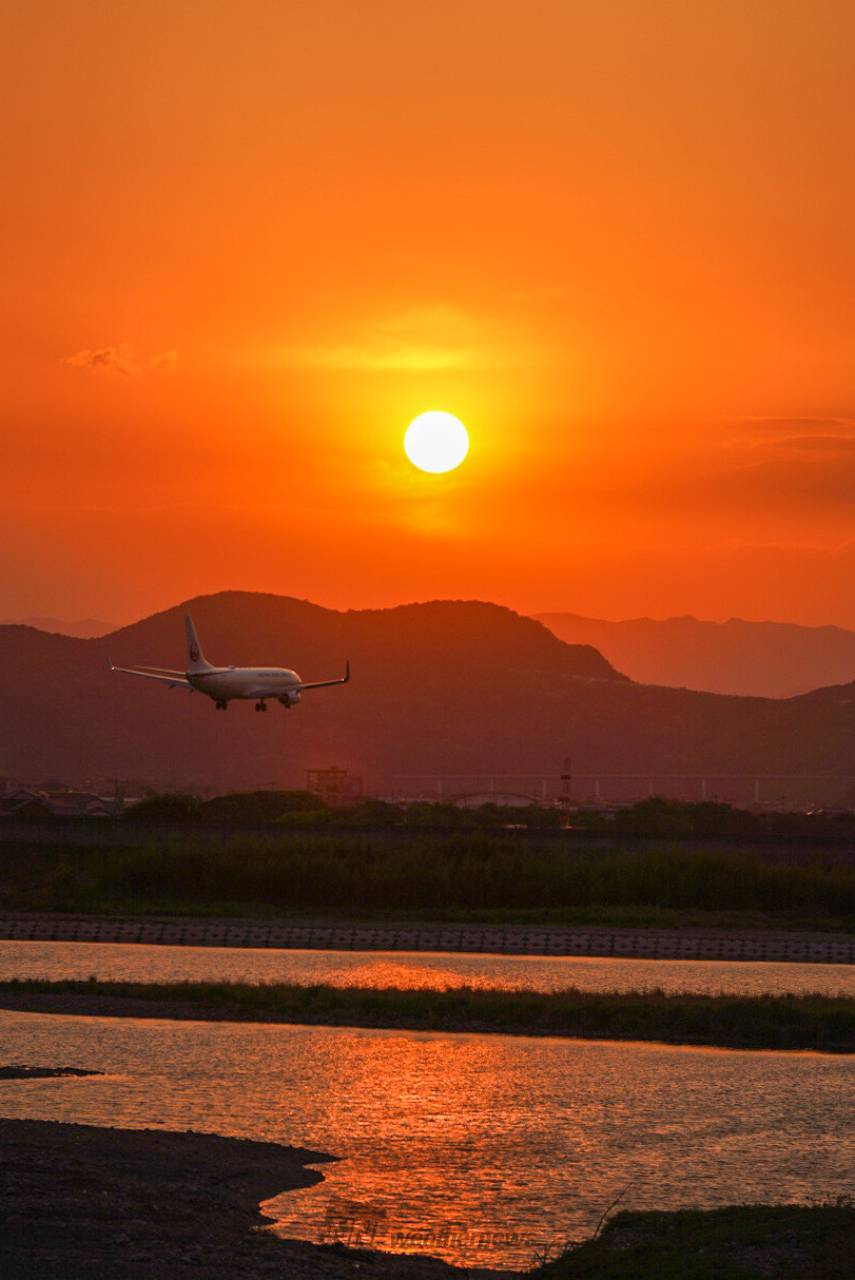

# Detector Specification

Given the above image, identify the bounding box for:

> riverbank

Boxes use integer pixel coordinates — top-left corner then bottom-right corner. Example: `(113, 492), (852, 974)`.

(0, 1118), (851, 1279)
(539, 1202), (855, 1279)
(3, 912), (853, 961)
(2, 979), (852, 1051)
(0, 1118), (495, 1280)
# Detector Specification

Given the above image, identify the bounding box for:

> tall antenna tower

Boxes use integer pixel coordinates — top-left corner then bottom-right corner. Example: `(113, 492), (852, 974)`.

(559, 756), (572, 809)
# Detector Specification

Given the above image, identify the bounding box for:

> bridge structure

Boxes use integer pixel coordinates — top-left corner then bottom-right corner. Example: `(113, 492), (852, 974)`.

(391, 772), (855, 807)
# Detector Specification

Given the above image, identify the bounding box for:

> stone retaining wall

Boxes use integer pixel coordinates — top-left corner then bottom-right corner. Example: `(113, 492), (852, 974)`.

(1, 916), (852, 963)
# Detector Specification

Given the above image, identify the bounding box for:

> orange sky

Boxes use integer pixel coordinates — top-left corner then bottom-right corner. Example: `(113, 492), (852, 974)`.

(3, 2), (855, 626)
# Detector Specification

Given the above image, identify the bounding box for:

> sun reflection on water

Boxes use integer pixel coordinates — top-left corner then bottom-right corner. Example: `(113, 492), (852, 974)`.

(1, 941), (852, 998)
(0, 1011), (852, 1268)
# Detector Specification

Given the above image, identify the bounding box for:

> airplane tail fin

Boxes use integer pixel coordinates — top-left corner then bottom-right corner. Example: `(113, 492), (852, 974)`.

(184, 614), (213, 673)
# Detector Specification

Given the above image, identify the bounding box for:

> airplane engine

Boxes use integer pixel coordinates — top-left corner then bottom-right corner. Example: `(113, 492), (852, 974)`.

(279, 689), (302, 708)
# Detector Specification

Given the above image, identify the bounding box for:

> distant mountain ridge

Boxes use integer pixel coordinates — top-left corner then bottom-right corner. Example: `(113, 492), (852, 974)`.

(2, 591), (855, 799)
(0, 593), (623, 788)
(535, 612), (855, 698)
(1, 616), (115, 639)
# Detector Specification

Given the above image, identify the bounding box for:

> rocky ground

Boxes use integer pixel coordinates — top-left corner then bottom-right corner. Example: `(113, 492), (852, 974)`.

(0, 1119), (507, 1280)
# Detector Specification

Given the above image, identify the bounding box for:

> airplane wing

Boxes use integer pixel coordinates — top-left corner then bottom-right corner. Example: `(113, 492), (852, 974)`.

(128, 666), (187, 675)
(109, 660), (191, 689)
(297, 660), (351, 691)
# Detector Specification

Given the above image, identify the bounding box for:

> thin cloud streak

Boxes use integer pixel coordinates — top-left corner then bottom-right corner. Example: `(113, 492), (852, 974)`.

(65, 345), (178, 376)
(268, 304), (553, 372)
(278, 342), (477, 372)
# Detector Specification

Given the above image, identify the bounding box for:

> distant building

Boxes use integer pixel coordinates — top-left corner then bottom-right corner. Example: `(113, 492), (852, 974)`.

(305, 766), (363, 805)
(0, 787), (112, 819)
(43, 790), (112, 817)
(0, 790), (54, 820)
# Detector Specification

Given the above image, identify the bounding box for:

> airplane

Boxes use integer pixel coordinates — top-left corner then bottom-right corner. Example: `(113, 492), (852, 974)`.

(110, 614), (350, 711)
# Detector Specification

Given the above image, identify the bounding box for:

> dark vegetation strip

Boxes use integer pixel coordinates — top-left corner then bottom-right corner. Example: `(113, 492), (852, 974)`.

(2, 834), (854, 931)
(113, 790), (855, 842)
(537, 1202), (855, 1279)
(2, 979), (853, 1052)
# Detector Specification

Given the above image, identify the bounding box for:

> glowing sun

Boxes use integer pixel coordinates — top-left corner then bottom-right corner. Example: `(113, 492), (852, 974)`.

(404, 411), (469, 474)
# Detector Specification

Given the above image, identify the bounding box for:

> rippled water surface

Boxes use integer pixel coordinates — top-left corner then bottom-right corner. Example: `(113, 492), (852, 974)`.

(1, 939), (853, 995)
(1, 1010), (852, 1268)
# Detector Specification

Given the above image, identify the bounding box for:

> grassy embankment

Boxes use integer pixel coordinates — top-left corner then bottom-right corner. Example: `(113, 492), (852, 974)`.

(1, 833), (854, 932)
(2, 978), (853, 1051)
(537, 1202), (855, 1279)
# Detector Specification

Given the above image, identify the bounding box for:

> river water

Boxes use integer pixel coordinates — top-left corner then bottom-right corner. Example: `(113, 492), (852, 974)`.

(2, 943), (853, 1268)
(1, 939), (853, 995)
(1, 1008), (852, 1269)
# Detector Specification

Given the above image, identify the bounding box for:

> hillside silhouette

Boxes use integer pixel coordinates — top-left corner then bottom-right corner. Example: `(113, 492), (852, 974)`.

(536, 612), (855, 698)
(2, 591), (855, 795)
(0, 616), (114, 639)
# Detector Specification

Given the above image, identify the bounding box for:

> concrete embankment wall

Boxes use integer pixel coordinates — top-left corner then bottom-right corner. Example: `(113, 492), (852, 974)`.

(1, 915), (852, 963)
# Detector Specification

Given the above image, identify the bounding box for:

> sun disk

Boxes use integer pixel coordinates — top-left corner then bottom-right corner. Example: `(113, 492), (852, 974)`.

(404, 411), (469, 474)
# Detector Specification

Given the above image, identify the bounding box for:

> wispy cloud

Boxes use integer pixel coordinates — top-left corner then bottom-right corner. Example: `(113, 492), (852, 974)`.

(66, 344), (139, 376)
(764, 435), (855, 455)
(722, 414), (855, 436)
(148, 348), (178, 371)
(700, 423), (855, 516)
(65, 344), (178, 376)
(280, 342), (475, 372)
(271, 305), (551, 372)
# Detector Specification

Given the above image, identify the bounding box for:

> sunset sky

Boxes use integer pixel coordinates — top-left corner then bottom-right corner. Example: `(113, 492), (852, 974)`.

(4, 2), (855, 626)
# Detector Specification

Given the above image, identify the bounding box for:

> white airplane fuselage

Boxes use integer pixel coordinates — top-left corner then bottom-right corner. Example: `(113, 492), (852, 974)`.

(110, 613), (349, 711)
(188, 665), (303, 705)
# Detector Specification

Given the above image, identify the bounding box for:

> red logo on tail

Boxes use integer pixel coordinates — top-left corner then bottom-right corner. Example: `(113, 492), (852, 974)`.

(189, 645), (200, 663)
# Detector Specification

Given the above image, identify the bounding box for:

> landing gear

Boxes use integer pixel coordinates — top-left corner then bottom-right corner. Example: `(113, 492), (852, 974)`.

(214, 699), (228, 711)
(255, 701), (267, 712)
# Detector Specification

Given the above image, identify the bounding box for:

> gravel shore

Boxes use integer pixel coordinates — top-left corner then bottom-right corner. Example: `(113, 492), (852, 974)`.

(0, 1064), (102, 1079)
(0, 1119), (508, 1279)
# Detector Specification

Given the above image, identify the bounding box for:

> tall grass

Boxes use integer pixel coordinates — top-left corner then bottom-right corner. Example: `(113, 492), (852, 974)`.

(2, 978), (852, 1052)
(42, 834), (855, 921)
(536, 1203), (855, 1279)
